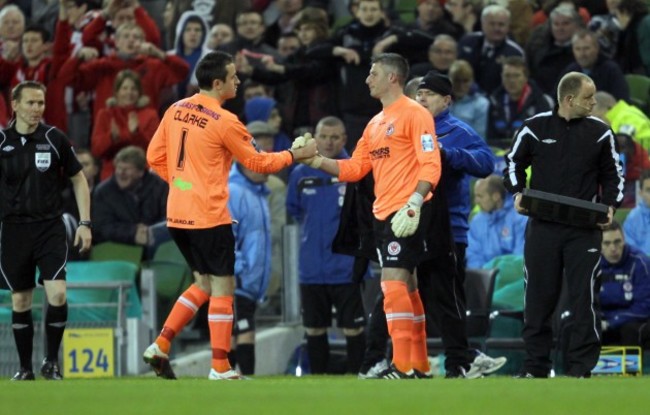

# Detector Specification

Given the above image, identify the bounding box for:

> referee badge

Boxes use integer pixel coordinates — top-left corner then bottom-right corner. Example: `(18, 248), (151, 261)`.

(35, 152), (51, 172)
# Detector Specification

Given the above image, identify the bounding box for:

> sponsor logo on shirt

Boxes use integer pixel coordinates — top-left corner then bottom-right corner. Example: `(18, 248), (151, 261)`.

(370, 146), (390, 160)
(2, 145), (14, 152)
(386, 123), (395, 136)
(36, 144), (51, 151)
(542, 139), (557, 144)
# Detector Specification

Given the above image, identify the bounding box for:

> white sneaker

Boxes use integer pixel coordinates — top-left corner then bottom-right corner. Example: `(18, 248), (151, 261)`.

(208, 368), (248, 380)
(358, 359), (389, 379)
(143, 343), (176, 379)
(465, 352), (507, 379)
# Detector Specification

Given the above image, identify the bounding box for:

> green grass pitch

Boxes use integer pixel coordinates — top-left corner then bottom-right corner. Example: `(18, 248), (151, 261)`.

(1, 375), (649, 415)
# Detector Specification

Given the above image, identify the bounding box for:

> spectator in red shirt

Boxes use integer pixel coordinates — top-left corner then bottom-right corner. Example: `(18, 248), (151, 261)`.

(91, 69), (160, 181)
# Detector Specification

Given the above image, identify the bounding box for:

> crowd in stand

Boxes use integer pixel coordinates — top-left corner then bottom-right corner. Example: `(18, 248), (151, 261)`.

(3, 0), (650, 375)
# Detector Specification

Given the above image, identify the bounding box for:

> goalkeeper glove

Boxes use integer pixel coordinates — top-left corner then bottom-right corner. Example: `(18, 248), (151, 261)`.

(291, 132), (313, 150)
(291, 133), (323, 168)
(390, 193), (424, 238)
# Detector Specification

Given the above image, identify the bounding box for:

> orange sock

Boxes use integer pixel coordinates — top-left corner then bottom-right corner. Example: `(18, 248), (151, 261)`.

(156, 284), (209, 354)
(381, 280), (413, 373)
(208, 296), (234, 372)
(409, 290), (430, 373)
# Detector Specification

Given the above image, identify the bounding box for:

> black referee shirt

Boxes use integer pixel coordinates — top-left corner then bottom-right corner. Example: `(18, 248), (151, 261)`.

(0, 122), (82, 223)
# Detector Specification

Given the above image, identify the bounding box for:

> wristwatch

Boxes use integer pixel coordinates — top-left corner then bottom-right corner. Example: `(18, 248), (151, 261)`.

(78, 220), (92, 229)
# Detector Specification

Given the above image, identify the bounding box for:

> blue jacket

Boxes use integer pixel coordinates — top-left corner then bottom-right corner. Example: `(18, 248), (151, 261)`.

(435, 109), (495, 244)
(600, 244), (650, 329)
(466, 198), (528, 269)
(286, 151), (355, 284)
(227, 165), (271, 302)
(623, 199), (650, 255)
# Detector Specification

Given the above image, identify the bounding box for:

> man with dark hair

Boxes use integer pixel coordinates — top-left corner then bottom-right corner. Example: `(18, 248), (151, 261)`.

(1, 81), (92, 381)
(144, 51), (316, 380)
(599, 220), (650, 347)
(504, 71), (624, 378)
(292, 53), (441, 379)
(92, 145), (168, 250)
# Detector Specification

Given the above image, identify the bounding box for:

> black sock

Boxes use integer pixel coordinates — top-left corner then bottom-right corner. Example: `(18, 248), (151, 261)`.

(45, 303), (68, 361)
(12, 310), (34, 370)
(346, 332), (366, 374)
(227, 349), (237, 369)
(306, 333), (329, 374)
(236, 343), (255, 375)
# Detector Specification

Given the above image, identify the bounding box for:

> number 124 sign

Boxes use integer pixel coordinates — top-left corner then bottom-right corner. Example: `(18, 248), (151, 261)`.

(63, 328), (115, 378)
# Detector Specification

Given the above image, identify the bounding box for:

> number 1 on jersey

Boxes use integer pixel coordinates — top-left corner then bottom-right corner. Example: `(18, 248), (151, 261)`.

(176, 128), (189, 170)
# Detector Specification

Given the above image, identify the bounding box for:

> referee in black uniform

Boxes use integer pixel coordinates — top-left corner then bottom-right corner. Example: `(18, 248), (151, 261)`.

(504, 72), (624, 378)
(1, 81), (92, 381)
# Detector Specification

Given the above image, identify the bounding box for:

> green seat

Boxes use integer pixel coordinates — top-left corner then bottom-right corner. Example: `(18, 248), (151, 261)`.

(90, 242), (144, 267)
(625, 74), (650, 115)
(394, 0), (417, 23)
(492, 279), (525, 311)
(65, 260), (141, 322)
(483, 254), (525, 294)
(143, 240), (192, 301)
(614, 207), (631, 225)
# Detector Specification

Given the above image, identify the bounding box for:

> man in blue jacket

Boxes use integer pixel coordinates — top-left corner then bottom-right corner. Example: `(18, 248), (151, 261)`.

(467, 174), (527, 269)
(600, 221), (650, 347)
(286, 116), (367, 374)
(227, 162), (272, 375)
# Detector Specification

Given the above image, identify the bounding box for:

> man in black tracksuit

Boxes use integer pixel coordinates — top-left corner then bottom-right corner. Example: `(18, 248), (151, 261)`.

(503, 72), (624, 378)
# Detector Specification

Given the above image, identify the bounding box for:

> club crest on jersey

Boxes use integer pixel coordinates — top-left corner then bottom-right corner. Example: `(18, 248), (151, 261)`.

(35, 152), (51, 172)
(386, 123), (394, 136)
(387, 241), (401, 256)
(421, 134), (434, 152)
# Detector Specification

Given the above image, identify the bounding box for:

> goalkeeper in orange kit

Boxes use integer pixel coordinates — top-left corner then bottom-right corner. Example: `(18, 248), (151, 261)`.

(293, 53), (441, 379)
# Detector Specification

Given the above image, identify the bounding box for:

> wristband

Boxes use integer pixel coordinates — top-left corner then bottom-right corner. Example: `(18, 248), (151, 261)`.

(78, 220), (92, 228)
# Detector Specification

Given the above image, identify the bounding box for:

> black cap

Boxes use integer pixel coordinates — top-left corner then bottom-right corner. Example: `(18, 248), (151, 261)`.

(418, 71), (453, 96)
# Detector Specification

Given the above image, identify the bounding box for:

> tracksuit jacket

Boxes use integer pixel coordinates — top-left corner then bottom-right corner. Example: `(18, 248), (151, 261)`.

(623, 199), (650, 255)
(435, 109), (495, 245)
(228, 165), (271, 302)
(466, 198), (528, 269)
(286, 151), (355, 285)
(600, 244), (650, 329)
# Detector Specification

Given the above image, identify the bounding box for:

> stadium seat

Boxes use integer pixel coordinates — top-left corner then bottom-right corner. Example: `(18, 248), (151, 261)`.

(614, 207), (631, 225)
(483, 254), (525, 293)
(142, 241), (193, 323)
(625, 74), (650, 115)
(65, 260), (141, 322)
(90, 242), (144, 266)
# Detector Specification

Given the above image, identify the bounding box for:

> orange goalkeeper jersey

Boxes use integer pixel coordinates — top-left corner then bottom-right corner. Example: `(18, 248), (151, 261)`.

(338, 95), (441, 220)
(147, 93), (293, 229)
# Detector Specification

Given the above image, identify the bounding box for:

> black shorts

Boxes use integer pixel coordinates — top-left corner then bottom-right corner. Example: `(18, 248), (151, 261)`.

(373, 201), (433, 272)
(0, 218), (68, 291)
(300, 283), (366, 329)
(233, 294), (257, 335)
(168, 225), (235, 276)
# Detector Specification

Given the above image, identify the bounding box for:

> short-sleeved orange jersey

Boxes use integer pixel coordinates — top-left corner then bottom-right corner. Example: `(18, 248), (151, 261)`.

(337, 95), (441, 220)
(147, 93), (293, 229)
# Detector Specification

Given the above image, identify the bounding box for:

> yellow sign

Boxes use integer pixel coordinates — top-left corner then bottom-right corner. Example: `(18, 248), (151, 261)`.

(63, 328), (115, 378)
